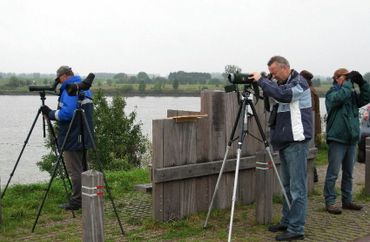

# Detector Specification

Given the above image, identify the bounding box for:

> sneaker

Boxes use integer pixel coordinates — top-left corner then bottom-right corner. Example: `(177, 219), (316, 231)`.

(342, 202), (363, 210)
(326, 204), (342, 214)
(268, 223), (288, 232)
(59, 202), (81, 211)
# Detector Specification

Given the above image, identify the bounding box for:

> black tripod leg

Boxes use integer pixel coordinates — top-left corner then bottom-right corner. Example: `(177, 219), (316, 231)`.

(32, 154), (63, 232)
(2, 108), (42, 199)
(81, 111), (125, 235)
(203, 99), (243, 228)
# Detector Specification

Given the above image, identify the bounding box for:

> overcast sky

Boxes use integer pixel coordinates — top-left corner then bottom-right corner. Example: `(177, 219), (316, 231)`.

(0, 0), (369, 77)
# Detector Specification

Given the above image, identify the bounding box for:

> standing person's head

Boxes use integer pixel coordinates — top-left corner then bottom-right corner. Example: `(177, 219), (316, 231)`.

(55, 66), (74, 84)
(332, 68), (349, 86)
(300, 70), (314, 86)
(267, 56), (291, 84)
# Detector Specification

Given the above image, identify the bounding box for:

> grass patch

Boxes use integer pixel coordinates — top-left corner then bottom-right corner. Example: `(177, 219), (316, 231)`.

(315, 142), (328, 166)
(355, 186), (370, 202)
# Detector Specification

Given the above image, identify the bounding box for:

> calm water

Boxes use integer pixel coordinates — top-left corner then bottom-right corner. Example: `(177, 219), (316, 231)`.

(0, 95), (200, 186)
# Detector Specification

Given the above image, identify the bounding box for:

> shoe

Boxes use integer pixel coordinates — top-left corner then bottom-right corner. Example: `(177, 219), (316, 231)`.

(59, 202), (81, 211)
(275, 231), (304, 241)
(342, 202), (363, 210)
(326, 204), (342, 214)
(268, 223), (288, 232)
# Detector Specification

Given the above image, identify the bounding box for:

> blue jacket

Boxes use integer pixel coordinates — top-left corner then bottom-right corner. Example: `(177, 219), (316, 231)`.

(49, 75), (94, 151)
(258, 70), (313, 150)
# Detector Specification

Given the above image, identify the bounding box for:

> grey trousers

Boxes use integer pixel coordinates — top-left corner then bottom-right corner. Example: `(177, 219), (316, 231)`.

(64, 151), (85, 205)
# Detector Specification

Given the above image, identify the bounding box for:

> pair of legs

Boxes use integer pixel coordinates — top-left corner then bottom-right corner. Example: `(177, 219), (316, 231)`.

(278, 141), (309, 235)
(324, 142), (356, 206)
(64, 151), (85, 207)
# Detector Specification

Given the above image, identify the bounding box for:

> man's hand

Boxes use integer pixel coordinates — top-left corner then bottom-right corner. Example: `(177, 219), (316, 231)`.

(347, 71), (365, 86)
(41, 105), (52, 116)
(249, 72), (262, 82)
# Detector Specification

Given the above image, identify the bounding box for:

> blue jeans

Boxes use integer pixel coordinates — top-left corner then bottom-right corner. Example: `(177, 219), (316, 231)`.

(324, 142), (356, 205)
(279, 141), (309, 235)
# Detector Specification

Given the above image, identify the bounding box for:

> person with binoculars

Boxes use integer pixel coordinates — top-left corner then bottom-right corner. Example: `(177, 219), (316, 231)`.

(324, 68), (370, 215)
(41, 65), (94, 211)
(249, 55), (312, 241)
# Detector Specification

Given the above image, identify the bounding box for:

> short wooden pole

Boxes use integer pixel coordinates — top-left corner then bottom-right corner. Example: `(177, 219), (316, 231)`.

(365, 138), (370, 195)
(82, 170), (104, 242)
(255, 152), (273, 224)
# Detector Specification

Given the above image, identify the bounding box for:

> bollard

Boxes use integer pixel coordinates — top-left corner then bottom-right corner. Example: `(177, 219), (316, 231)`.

(255, 152), (273, 224)
(82, 170), (104, 242)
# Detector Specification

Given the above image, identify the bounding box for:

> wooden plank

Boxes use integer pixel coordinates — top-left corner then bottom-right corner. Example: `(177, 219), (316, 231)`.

(201, 90), (227, 161)
(242, 100), (266, 157)
(153, 155), (258, 183)
(152, 119), (164, 221)
(255, 152), (273, 224)
(224, 92), (240, 159)
(167, 110), (202, 118)
(238, 168), (256, 205)
(162, 119), (199, 220)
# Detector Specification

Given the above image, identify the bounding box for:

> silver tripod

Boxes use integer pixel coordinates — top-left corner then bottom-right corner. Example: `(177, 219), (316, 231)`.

(203, 86), (290, 242)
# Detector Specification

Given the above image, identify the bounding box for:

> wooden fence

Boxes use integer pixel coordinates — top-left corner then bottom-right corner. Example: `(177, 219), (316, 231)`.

(152, 90), (317, 222)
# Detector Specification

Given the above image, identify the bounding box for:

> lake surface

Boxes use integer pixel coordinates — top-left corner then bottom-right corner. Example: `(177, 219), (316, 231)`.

(0, 95), (327, 186)
(0, 95), (200, 186)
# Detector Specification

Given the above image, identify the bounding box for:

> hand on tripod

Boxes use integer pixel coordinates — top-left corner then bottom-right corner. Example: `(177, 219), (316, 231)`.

(41, 105), (52, 116)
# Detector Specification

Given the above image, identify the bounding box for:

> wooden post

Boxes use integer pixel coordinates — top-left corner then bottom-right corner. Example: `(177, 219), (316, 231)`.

(365, 138), (370, 195)
(255, 152), (273, 224)
(82, 170), (104, 242)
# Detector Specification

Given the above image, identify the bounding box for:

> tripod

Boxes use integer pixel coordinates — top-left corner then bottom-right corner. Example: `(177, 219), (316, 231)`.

(203, 86), (290, 242)
(32, 90), (125, 235)
(1, 91), (74, 210)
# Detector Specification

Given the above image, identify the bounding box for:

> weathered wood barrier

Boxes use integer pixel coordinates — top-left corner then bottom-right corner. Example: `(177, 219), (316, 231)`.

(82, 170), (104, 242)
(152, 90), (317, 222)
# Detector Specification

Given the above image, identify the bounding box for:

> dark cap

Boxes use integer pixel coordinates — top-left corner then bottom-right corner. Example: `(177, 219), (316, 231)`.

(55, 65), (72, 81)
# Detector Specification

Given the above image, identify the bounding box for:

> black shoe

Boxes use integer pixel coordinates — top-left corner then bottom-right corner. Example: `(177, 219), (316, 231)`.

(342, 202), (363, 210)
(276, 231), (304, 241)
(268, 223), (288, 232)
(59, 202), (81, 211)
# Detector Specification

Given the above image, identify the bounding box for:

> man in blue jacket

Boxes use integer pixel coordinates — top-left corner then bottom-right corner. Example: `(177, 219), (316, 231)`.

(250, 56), (312, 241)
(324, 68), (370, 215)
(42, 66), (94, 210)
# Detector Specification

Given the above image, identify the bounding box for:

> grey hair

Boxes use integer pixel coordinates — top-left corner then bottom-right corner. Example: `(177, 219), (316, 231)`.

(267, 56), (290, 68)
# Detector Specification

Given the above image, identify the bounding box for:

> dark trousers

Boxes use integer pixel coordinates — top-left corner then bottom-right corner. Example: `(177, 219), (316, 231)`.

(64, 151), (84, 205)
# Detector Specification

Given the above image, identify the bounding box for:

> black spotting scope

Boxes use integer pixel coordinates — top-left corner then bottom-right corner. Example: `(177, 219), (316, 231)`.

(29, 79), (59, 92)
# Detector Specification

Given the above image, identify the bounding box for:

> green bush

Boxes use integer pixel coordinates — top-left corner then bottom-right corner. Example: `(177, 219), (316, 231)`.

(37, 89), (149, 175)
